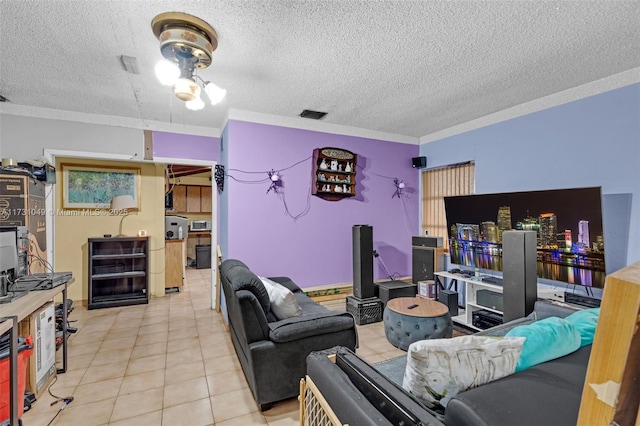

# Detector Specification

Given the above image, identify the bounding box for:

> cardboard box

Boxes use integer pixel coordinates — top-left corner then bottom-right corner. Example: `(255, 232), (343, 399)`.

(18, 302), (56, 398)
(417, 280), (436, 299)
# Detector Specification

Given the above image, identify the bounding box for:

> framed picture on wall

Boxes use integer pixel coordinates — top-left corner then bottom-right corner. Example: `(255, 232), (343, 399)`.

(61, 164), (141, 210)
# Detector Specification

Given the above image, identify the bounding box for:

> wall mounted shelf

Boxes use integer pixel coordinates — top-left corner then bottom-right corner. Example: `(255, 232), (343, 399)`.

(311, 147), (357, 201)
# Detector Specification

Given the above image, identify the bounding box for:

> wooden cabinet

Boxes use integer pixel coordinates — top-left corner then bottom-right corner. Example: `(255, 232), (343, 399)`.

(167, 185), (212, 213)
(186, 186), (201, 212)
(87, 237), (149, 309)
(165, 239), (186, 291)
(172, 185), (187, 213)
(312, 147), (357, 201)
(200, 186), (212, 213)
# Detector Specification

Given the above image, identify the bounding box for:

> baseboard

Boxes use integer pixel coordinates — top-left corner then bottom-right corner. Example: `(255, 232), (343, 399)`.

(305, 284), (353, 302)
(304, 276), (412, 302)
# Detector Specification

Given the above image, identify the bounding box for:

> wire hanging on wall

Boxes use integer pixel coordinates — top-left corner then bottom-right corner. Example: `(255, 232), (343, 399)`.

(226, 156), (313, 221)
(366, 167), (415, 237)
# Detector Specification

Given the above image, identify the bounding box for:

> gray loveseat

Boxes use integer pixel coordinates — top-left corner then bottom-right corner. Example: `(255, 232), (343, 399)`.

(219, 259), (357, 410)
(303, 301), (589, 425)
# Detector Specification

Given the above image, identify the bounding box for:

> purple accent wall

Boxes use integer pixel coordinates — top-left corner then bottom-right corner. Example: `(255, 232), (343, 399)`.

(153, 131), (220, 161)
(225, 120), (420, 288)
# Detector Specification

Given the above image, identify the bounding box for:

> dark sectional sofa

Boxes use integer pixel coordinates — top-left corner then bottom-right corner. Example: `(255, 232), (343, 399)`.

(219, 259), (357, 410)
(304, 301), (589, 426)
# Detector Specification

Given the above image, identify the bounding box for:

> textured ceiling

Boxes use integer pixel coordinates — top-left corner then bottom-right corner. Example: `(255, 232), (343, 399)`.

(1, 1), (639, 139)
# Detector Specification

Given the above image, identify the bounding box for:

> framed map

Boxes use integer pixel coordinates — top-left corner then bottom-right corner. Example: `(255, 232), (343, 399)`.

(61, 164), (140, 209)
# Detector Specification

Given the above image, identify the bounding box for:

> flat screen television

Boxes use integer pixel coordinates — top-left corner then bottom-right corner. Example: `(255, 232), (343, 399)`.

(444, 187), (606, 288)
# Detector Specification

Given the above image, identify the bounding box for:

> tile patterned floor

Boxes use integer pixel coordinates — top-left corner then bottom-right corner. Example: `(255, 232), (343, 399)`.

(21, 269), (408, 425)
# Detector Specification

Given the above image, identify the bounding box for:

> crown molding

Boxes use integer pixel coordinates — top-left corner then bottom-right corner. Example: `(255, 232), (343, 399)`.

(420, 67), (640, 144)
(226, 109), (419, 145)
(0, 103), (221, 138)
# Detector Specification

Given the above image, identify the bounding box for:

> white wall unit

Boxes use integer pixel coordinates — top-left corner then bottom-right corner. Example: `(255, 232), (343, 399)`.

(434, 271), (504, 331)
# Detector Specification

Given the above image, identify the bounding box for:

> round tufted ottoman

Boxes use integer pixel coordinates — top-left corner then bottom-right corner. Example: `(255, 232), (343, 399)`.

(384, 297), (453, 350)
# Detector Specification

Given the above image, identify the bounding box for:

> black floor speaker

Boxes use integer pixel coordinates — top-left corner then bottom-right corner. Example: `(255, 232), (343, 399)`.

(438, 290), (459, 317)
(412, 246), (444, 283)
(353, 225), (375, 299)
(502, 230), (538, 322)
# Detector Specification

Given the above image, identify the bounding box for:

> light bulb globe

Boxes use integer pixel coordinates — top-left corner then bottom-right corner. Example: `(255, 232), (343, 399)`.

(204, 82), (227, 105)
(155, 60), (180, 86)
(174, 78), (201, 101)
(186, 97), (205, 110)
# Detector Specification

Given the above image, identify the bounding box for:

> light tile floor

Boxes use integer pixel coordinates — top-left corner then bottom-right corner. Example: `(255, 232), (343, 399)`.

(21, 269), (408, 425)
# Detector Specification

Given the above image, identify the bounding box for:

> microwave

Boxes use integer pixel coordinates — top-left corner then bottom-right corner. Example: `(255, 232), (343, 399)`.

(190, 220), (212, 231)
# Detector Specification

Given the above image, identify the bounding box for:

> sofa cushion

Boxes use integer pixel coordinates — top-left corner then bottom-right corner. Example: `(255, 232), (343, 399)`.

(259, 276), (302, 320)
(268, 311), (355, 343)
(564, 307), (600, 347)
(445, 345), (591, 426)
(220, 259), (271, 315)
(505, 316), (581, 372)
(402, 335), (525, 409)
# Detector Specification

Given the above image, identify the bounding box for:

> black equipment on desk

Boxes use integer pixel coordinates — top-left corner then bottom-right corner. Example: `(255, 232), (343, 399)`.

(13, 271), (73, 291)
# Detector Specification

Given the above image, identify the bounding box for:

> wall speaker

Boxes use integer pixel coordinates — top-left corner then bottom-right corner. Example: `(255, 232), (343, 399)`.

(353, 225), (375, 299)
(502, 230), (538, 322)
(411, 156), (427, 168)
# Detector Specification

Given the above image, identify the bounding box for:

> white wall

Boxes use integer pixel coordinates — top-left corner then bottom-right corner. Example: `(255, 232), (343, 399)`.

(0, 114), (144, 160)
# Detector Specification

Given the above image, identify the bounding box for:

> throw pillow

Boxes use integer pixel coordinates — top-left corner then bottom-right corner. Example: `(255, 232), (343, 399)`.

(259, 277), (303, 320)
(563, 307), (600, 347)
(505, 316), (581, 372)
(402, 335), (525, 409)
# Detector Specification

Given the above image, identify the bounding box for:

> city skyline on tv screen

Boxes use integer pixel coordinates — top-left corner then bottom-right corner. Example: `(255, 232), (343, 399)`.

(444, 186), (605, 287)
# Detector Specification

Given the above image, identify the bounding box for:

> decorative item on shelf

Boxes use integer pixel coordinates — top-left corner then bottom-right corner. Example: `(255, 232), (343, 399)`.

(151, 12), (226, 111)
(392, 178), (405, 198)
(311, 147), (357, 201)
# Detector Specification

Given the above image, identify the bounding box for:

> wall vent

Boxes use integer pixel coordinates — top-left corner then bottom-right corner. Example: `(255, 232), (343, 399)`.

(299, 109), (327, 120)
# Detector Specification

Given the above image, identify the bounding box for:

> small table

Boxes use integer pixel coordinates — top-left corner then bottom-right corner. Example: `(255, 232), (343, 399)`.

(383, 297), (453, 350)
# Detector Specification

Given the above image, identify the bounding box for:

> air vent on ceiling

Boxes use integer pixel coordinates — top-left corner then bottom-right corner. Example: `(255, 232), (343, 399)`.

(299, 109), (327, 120)
(120, 55), (140, 74)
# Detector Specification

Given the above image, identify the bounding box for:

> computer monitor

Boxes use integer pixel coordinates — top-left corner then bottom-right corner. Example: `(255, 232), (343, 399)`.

(0, 227), (19, 280)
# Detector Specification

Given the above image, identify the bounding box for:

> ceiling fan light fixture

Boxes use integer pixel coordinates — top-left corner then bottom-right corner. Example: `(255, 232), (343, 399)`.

(203, 82), (227, 105)
(152, 12), (224, 109)
(155, 60), (180, 86)
(186, 97), (205, 111)
(174, 77), (200, 101)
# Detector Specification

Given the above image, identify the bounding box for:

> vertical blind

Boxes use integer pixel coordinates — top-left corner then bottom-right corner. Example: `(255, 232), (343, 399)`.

(421, 162), (475, 248)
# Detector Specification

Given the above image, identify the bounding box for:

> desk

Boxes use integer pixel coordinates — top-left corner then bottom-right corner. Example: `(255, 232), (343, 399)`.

(0, 279), (72, 425)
